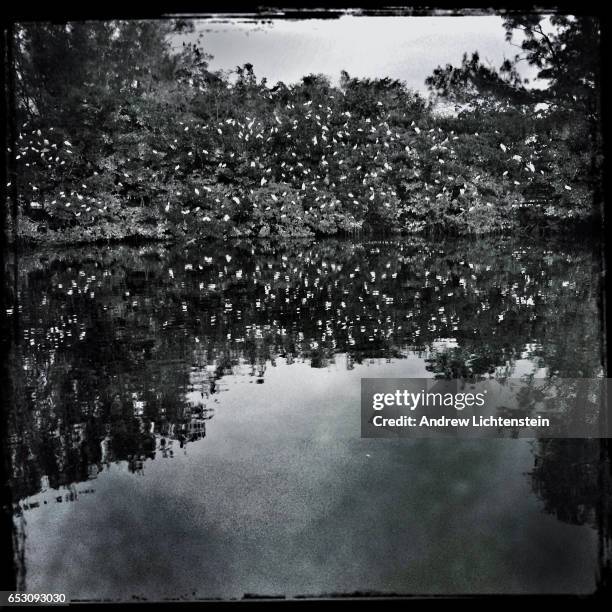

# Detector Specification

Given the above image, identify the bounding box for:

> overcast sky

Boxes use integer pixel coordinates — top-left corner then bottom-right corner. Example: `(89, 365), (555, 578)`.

(173, 15), (541, 95)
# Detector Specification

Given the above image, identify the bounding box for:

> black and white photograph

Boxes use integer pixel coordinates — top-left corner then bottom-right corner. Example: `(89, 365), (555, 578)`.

(0, 4), (609, 604)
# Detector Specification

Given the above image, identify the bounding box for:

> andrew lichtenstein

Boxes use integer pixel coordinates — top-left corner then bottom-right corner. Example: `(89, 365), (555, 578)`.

(371, 415), (551, 428)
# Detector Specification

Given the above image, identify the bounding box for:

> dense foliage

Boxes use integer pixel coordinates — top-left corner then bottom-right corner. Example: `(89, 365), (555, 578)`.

(7, 17), (601, 243)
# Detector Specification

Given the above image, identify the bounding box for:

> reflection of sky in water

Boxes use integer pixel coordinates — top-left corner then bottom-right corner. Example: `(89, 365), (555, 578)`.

(11, 237), (602, 598)
(20, 354), (597, 598)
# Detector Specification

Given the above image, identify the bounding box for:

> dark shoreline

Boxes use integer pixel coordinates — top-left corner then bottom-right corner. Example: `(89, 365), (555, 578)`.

(8, 218), (600, 251)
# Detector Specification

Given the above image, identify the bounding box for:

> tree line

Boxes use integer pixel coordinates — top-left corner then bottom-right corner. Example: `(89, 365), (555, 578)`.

(7, 16), (602, 243)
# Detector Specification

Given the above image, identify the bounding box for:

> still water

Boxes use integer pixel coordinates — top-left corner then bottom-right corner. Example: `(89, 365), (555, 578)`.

(6, 236), (606, 599)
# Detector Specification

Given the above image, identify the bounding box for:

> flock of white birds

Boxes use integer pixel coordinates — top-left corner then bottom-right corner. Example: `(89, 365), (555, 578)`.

(15, 94), (571, 230)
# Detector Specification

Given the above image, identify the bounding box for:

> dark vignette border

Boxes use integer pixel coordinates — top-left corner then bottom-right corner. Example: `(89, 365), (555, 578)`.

(0, 1), (610, 603)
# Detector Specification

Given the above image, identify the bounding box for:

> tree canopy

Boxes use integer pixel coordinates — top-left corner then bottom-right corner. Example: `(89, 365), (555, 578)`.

(6, 16), (602, 245)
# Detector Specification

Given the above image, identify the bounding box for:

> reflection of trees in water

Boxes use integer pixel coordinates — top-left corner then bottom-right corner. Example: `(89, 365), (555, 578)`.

(507, 256), (611, 590)
(530, 438), (612, 590)
(531, 439), (602, 526)
(6, 237), (605, 551)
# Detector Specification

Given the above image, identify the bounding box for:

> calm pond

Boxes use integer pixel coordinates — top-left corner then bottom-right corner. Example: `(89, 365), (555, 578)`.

(6, 235), (606, 599)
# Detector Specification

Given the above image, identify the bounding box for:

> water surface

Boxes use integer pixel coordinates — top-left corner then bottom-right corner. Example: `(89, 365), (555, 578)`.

(6, 236), (605, 599)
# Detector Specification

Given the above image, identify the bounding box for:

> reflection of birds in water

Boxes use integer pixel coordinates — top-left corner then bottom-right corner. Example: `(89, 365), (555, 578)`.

(15, 230), (578, 509)
(100, 436), (111, 463)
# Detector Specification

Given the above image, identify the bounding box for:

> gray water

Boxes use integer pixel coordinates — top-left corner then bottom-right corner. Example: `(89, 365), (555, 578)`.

(7, 236), (604, 599)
